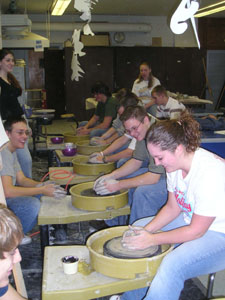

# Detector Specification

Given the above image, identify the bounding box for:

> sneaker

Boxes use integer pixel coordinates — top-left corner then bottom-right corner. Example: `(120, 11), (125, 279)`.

(20, 235), (32, 245)
(109, 296), (121, 300)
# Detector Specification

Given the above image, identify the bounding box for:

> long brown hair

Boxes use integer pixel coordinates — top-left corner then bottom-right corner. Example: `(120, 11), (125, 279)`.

(136, 62), (154, 88)
(0, 49), (22, 93)
(147, 110), (201, 153)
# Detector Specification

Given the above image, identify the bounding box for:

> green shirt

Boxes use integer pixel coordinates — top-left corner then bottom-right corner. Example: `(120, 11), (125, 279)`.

(95, 96), (118, 124)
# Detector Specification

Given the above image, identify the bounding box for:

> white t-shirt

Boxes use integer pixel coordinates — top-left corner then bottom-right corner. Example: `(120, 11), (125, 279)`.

(167, 148), (225, 233)
(132, 77), (160, 105)
(128, 137), (137, 150)
(156, 97), (185, 119)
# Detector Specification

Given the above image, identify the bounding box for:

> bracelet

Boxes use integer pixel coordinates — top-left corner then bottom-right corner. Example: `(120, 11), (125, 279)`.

(100, 151), (104, 156)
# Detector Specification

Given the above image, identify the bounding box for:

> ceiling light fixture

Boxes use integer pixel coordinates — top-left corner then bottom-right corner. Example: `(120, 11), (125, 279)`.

(51, 0), (72, 16)
(194, 0), (225, 17)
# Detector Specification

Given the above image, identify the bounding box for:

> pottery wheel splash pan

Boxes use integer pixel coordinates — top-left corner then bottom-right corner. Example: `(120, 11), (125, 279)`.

(72, 155), (115, 176)
(63, 132), (89, 144)
(76, 140), (109, 155)
(104, 236), (161, 259)
(86, 226), (173, 279)
(70, 181), (128, 211)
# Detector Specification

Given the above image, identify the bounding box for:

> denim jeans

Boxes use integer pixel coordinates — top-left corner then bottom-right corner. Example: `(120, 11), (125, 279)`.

(105, 168), (166, 226)
(16, 142), (32, 178)
(121, 215), (225, 300)
(6, 196), (41, 234)
(79, 120), (108, 138)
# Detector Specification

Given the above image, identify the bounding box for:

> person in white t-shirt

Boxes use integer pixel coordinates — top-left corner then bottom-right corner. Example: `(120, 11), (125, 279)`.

(152, 85), (185, 120)
(114, 111), (225, 300)
(132, 62), (160, 116)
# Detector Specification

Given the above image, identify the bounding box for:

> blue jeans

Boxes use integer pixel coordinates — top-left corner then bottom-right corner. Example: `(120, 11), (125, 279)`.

(105, 168), (166, 226)
(79, 121), (108, 138)
(16, 142), (32, 178)
(147, 104), (157, 117)
(195, 117), (225, 131)
(129, 175), (167, 224)
(121, 215), (225, 300)
(6, 196), (41, 234)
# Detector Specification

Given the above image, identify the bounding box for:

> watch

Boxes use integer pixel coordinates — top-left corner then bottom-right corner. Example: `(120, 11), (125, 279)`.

(114, 32), (125, 43)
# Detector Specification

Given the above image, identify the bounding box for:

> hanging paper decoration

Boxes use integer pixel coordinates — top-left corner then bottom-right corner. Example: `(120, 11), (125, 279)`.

(170, 0), (200, 48)
(70, 0), (99, 81)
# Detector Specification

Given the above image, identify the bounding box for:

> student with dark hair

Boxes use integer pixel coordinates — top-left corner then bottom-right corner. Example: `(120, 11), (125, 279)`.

(1, 117), (66, 245)
(77, 81), (118, 138)
(0, 204), (27, 300)
(0, 48), (32, 179)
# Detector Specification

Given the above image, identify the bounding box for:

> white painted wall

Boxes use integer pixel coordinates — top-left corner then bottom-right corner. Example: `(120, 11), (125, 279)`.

(29, 14), (199, 48)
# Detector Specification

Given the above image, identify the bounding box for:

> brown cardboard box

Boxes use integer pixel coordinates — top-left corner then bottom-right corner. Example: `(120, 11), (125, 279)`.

(81, 35), (110, 46)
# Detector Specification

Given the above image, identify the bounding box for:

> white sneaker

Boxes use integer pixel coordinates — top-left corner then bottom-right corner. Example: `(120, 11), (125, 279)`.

(20, 235), (32, 245)
(109, 296), (121, 300)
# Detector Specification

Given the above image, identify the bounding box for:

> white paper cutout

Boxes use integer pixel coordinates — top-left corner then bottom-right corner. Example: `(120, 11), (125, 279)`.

(186, 0), (200, 49)
(74, 0), (98, 22)
(71, 0), (99, 81)
(170, 0), (199, 34)
(72, 29), (86, 56)
(71, 53), (85, 81)
(170, 0), (200, 48)
(83, 23), (94, 36)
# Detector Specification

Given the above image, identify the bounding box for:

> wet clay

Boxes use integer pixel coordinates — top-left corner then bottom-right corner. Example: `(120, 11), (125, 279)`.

(81, 188), (120, 197)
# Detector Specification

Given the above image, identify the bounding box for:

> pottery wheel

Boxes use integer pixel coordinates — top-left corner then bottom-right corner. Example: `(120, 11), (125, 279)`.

(81, 188), (120, 197)
(103, 236), (161, 259)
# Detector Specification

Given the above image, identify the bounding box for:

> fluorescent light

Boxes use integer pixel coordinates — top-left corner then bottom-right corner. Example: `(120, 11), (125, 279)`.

(51, 0), (72, 16)
(195, 0), (225, 17)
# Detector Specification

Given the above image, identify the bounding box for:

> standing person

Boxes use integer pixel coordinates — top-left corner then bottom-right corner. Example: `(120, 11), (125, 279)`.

(0, 49), (32, 178)
(132, 62), (160, 116)
(77, 81), (118, 138)
(0, 117), (66, 244)
(0, 204), (27, 300)
(114, 111), (225, 300)
(152, 85), (185, 120)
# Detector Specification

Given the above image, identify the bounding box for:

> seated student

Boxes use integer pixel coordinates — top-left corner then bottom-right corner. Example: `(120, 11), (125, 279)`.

(151, 85), (186, 120)
(89, 91), (140, 165)
(0, 203), (27, 300)
(77, 81), (118, 138)
(90, 88), (133, 146)
(94, 106), (167, 226)
(0, 117), (66, 245)
(112, 112), (225, 300)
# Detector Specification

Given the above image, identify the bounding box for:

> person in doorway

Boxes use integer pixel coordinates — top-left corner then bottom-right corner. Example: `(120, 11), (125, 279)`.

(113, 111), (225, 300)
(77, 81), (118, 138)
(0, 49), (32, 178)
(0, 117), (66, 245)
(151, 85), (185, 120)
(132, 62), (160, 116)
(0, 203), (27, 300)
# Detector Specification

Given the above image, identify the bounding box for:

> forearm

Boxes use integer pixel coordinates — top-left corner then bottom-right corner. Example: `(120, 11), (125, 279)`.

(144, 99), (155, 109)
(118, 172), (160, 190)
(110, 159), (142, 180)
(103, 135), (129, 156)
(3, 185), (44, 198)
(101, 127), (116, 140)
(144, 203), (180, 233)
(17, 177), (40, 187)
(104, 148), (133, 163)
(104, 132), (119, 144)
(85, 116), (98, 128)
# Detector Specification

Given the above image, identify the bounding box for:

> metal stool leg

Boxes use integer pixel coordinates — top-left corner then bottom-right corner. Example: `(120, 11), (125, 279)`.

(207, 273), (216, 299)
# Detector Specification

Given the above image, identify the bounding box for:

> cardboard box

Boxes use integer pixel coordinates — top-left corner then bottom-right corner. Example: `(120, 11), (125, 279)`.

(81, 35), (110, 46)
